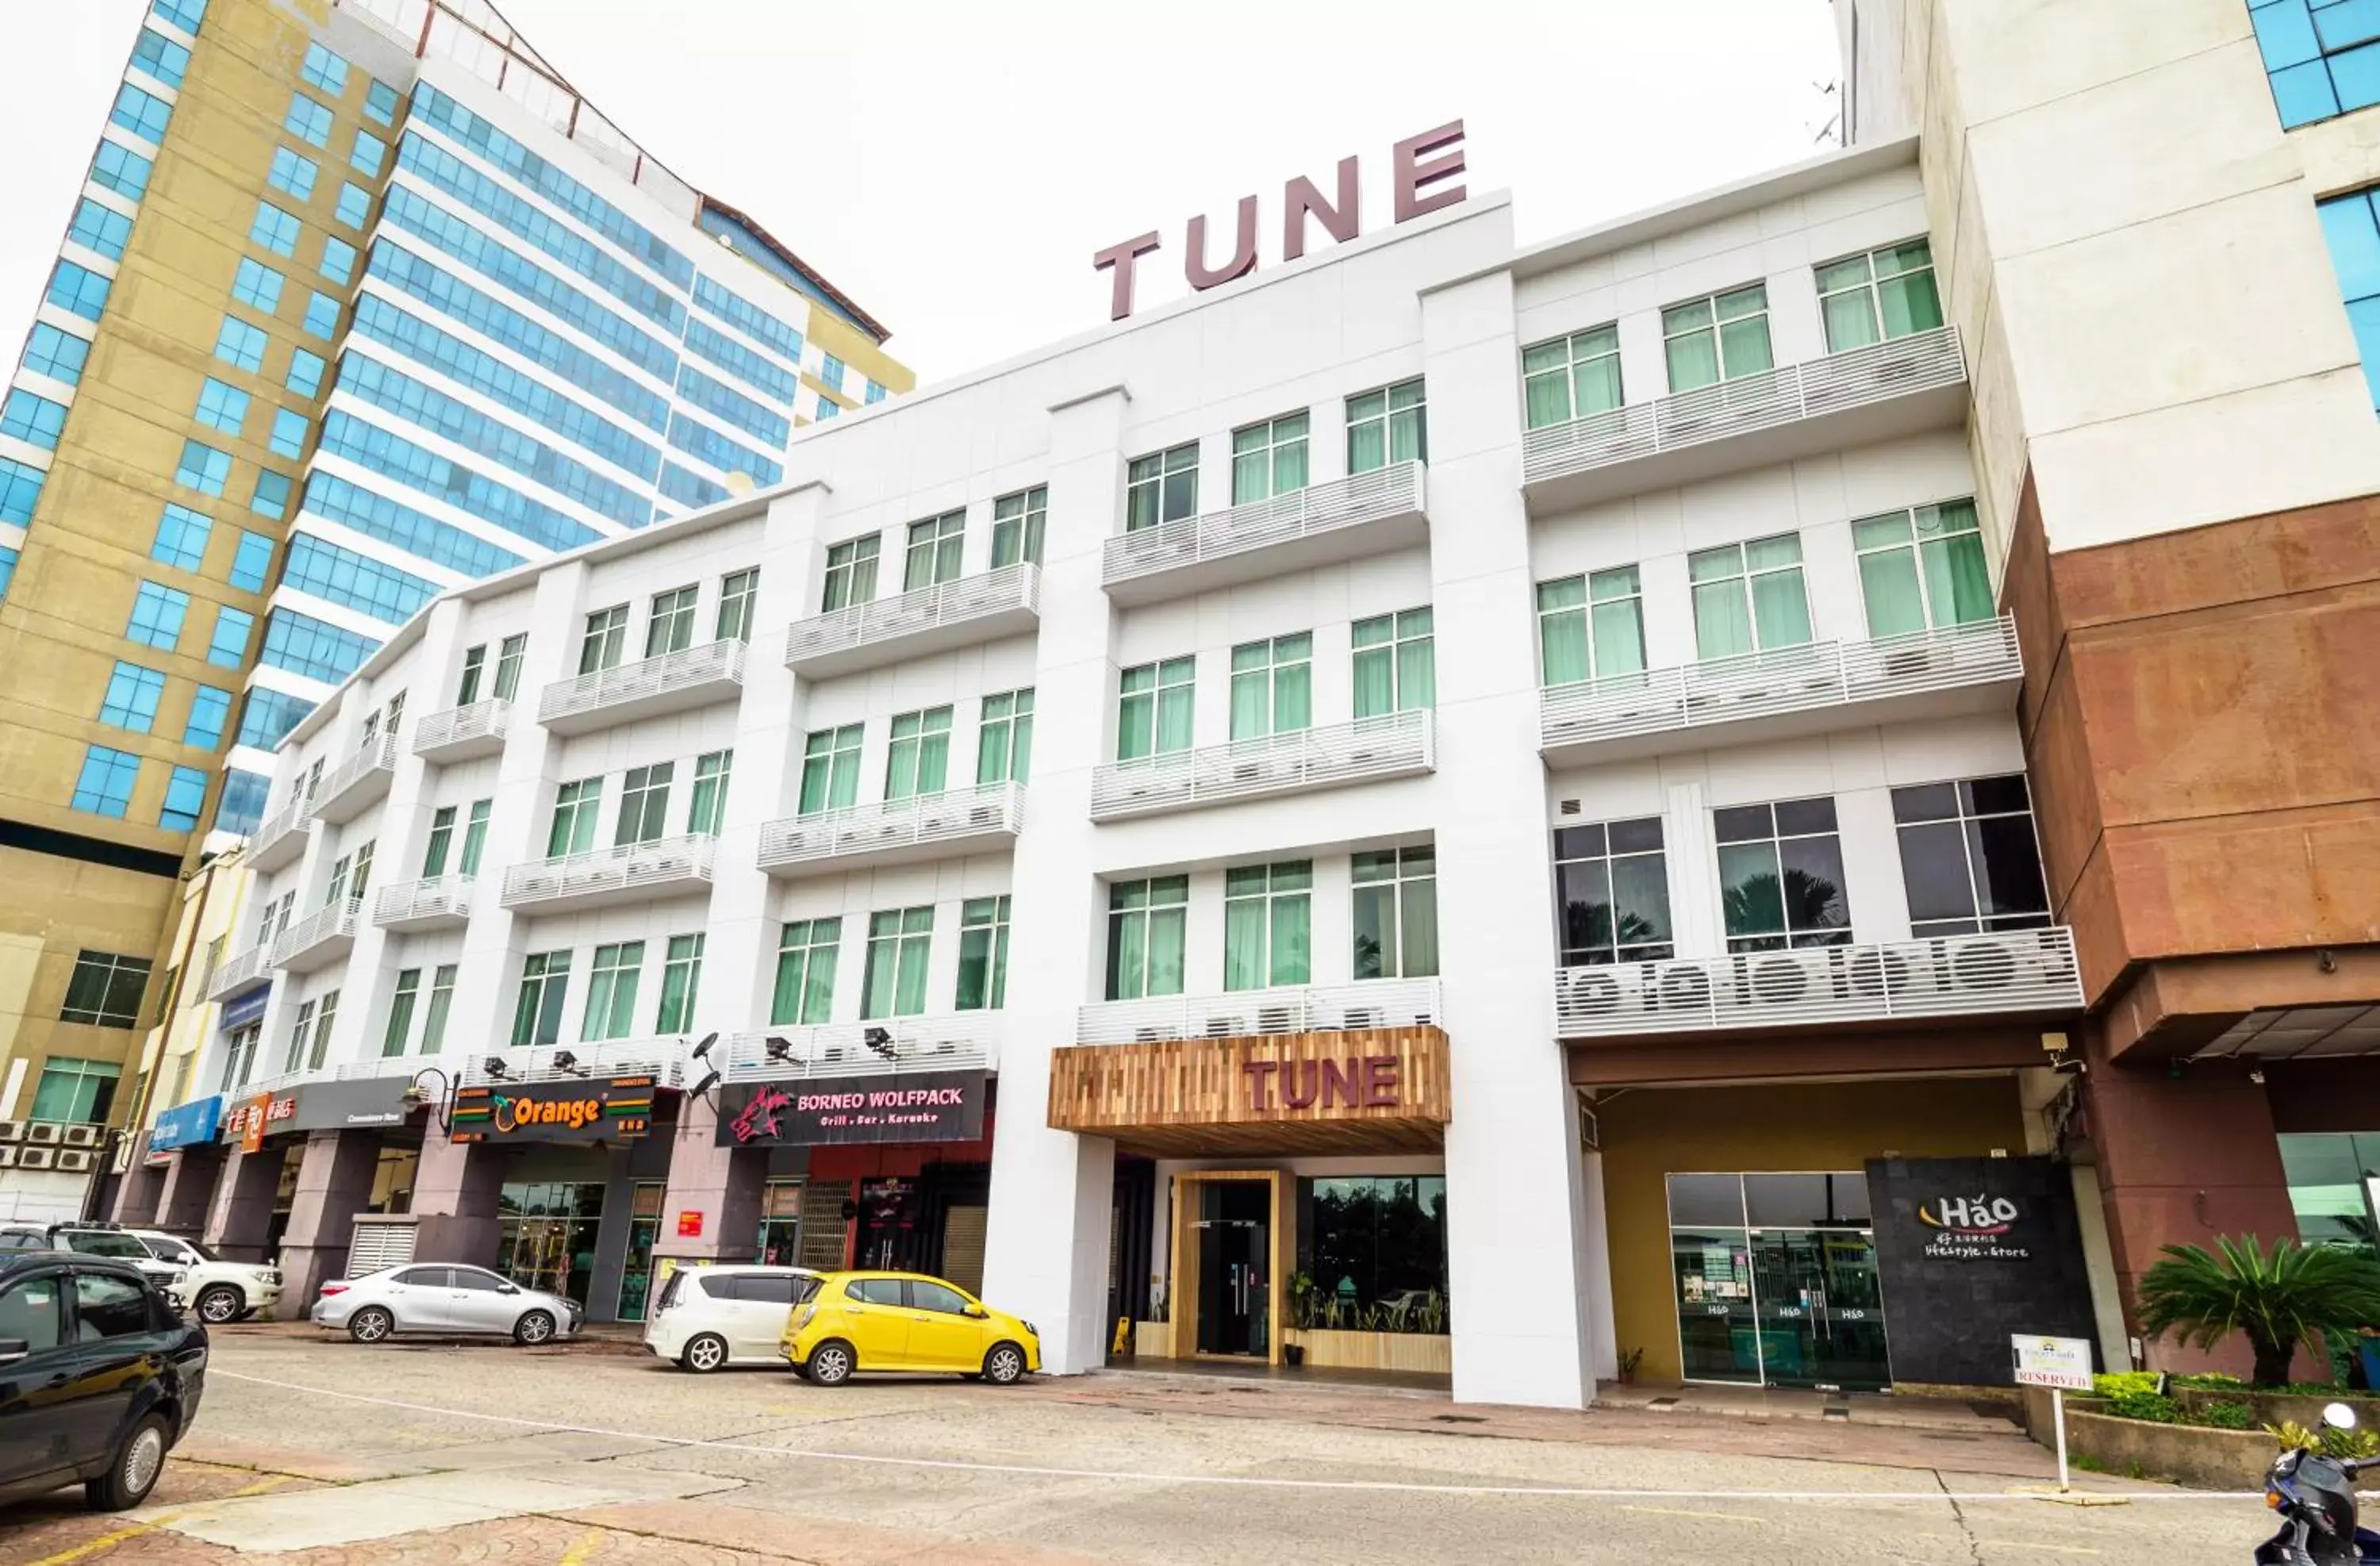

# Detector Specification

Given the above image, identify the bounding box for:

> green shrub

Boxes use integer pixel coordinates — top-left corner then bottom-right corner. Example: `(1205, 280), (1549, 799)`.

(2094, 1372), (2163, 1398)
(2194, 1401), (2255, 1430)
(2173, 1372), (2246, 1390)
(2106, 1391), (2181, 1423)
(2072, 1453), (2105, 1472)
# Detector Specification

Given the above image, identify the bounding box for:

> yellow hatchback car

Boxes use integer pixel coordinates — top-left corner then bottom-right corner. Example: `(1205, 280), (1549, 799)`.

(782, 1270), (1041, 1387)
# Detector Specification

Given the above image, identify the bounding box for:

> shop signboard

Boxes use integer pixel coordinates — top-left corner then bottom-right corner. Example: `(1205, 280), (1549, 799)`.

(148, 1094), (222, 1153)
(1046, 1029), (1449, 1154)
(219, 989), (270, 1033)
(2013, 1334), (2094, 1391)
(449, 1076), (654, 1144)
(285, 1078), (412, 1133)
(221, 1090), (299, 1153)
(715, 1070), (986, 1148)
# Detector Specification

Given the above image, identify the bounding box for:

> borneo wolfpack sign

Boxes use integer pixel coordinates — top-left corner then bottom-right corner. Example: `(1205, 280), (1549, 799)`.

(716, 1070), (986, 1148)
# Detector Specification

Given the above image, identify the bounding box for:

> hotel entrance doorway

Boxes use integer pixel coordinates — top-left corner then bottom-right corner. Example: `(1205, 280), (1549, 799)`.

(1169, 1171), (1285, 1363)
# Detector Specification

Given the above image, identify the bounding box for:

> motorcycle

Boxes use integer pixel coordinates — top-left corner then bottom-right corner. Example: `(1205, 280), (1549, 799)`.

(2256, 1401), (2380, 1564)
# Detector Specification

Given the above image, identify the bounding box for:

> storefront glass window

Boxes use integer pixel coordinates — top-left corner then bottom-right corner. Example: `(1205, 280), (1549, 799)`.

(2282, 1133), (2380, 1251)
(1666, 1172), (1887, 1390)
(497, 1180), (605, 1304)
(1293, 1176), (1449, 1334)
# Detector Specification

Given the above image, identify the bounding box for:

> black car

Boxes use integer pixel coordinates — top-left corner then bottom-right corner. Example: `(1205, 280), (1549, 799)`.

(0, 1252), (207, 1510)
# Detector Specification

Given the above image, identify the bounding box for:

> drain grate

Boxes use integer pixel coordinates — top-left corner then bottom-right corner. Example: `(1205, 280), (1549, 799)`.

(1431, 1414), (1488, 1424)
(1822, 1405), (1851, 1421)
(1647, 1396), (1681, 1411)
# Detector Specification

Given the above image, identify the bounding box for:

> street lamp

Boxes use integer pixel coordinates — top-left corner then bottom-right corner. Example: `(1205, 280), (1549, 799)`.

(401, 1065), (455, 1134)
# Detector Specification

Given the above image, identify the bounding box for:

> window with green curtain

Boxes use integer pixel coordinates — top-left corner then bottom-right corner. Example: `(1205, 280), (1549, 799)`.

(381, 969), (419, 1057)
(1521, 324), (1622, 430)
(1663, 284), (1772, 393)
(614, 762), (673, 846)
(511, 950), (571, 1046)
(420, 965), (456, 1055)
(1117, 657), (1195, 760)
(1816, 240), (1941, 354)
(1230, 412), (1310, 505)
(1353, 608), (1434, 716)
(861, 907), (934, 1018)
(977, 689), (1034, 784)
(885, 707), (952, 799)
(459, 800), (491, 874)
(1228, 633), (1311, 739)
(581, 941), (644, 1041)
(799, 725), (863, 813)
(770, 918), (841, 1026)
(1125, 443), (1199, 532)
(29, 1057), (119, 1123)
(1852, 499), (1993, 637)
(421, 805), (455, 876)
(821, 535), (878, 611)
(547, 777), (603, 857)
(955, 896), (1011, 1011)
(1536, 567), (1645, 686)
(1223, 860), (1311, 991)
(714, 568), (758, 643)
(1688, 535), (1810, 660)
(1104, 877), (1188, 1000)
(1346, 380), (1426, 474)
(687, 750), (732, 835)
(903, 510), (965, 590)
(1352, 846), (1438, 979)
(656, 934), (704, 1033)
(644, 585), (697, 658)
(578, 604), (627, 674)
(990, 486), (1046, 567)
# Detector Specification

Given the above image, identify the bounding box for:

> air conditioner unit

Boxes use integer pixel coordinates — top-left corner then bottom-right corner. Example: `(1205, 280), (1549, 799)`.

(61, 1123), (101, 1149)
(25, 1123), (64, 1146)
(18, 1146), (57, 1169)
(0, 1146), (17, 1168)
(56, 1150), (94, 1173)
(0, 1120), (24, 1142)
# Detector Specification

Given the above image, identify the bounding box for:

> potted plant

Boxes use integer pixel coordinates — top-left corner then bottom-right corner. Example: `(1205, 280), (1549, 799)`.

(1617, 1346), (1645, 1385)
(2137, 1235), (2380, 1388)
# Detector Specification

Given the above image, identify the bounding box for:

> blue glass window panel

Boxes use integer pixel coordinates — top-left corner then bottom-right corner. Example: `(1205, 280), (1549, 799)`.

(160, 765), (208, 831)
(2322, 193), (2380, 297)
(657, 463), (727, 511)
(217, 767), (267, 835)
(674, 364), (789, 449)
(99, 661), (167, 731)
(183, 685), (232, 748)
(71, 746), (141, 819)
(0, 458), (41, 524)
(150, 505), (210, 570)
(126, 581), (189, 649)
(285, 93), (332, 148)
(301, 43), (348, 95)
(2317, 0), (2380, 52)
(214, 315), (267, 371)
(250, 469), (292, 520)
(2332, 38), (2380, 110)
(45, 260), (111, 320)
(351, 129), (386, 178)
(68, 198), (135, 261)
(132, 26), (191, 88)
(814, 397), (839, 422)
(691, 275), (804, 364)
(2347, 296), (2380, 411)
(298, 472), (524, 579)
(666, 412), (782, 486)
(820, 355), (845, 392)
(866, 382), (886, 405)
(314, 413), (599, 554)
(2, 390), (68, 449)
(206, 605), (254, 668)
(91, 140), (152, 201)
(268, 409), (309, 459)
(235, 687), (310, 750)
(286, 347), (326, 397)
(260, 607), (378, 682)
(282, 534), (439, 624)
(0, 544), (15, 601)
(193, 377), (249, 436)
(111, 84), (173, 144)
(320, 236), (356, 286)
(229, 528), (274, 591)
(334, 182), (371, 229)
(681, 317), (797, 404)
(152, 0), (208, 34)
(22, 324), (91, 386)
(267, 147), (317, 202)
(301, 290), (340, 339)
(363, 79), (399, 127)
(2274, 56), (2344, 125)
(251, 202), (301, 257)
(175, 439), (232, 496)
(693, 206), (869, 335)
(231, 258), (283, 313)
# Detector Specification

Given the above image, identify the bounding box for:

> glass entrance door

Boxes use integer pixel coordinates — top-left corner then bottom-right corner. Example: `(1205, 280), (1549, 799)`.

(1749, 1226), (1888, 1390)
(1194, 1181), (1270, 1357)
(1665, 1171), (1887, 1391)
(613, 1181), (664, 1322)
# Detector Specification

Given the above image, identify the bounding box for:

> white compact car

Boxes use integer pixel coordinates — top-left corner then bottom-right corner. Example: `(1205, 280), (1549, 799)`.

(313, 1262), (582, 1345)
(643, 1265), (820, 1372)
(134, 1230), (283, 1324)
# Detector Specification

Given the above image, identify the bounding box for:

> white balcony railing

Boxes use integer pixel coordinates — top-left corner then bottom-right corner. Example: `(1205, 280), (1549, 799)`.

(538, 639), (747, 735)
(1553, 927), (2083, 1038)
(246, 795), (314, 872)
(1520, 326), (1966, 505)
(1101, 461), (1428, 603)
(464, 1036), (689, 1089)
(1077, 978), (1442, 1046)
(500, 834), (716, 913)
(784, 562), (1041, 678)
(372, 875), (475, 931)
(234, 1051), (428, 1103)
(757, 781), (1024, 876)
(312, 732), (400, 825)
(271, 896), (363, 973)
(1538, 616), (2023, 762)
(205, 944), (272, 1002)
(411, 698), (511, 762)
(1090, 711), (1434, 822)
(718, 1014), (1004, 1082)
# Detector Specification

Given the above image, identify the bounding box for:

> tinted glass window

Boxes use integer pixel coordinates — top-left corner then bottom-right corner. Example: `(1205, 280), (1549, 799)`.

(62, 1231), (152, 1260)
(847, 1278), (905, 1307)
(392, 1267), (450, 1288)
(792, 1276), (823, 1304)
(908, 1280), (971, 1315)
(693, 1272), (735, 1301)
(1743, 1173), (1871, 1227)
(0, 1275), (64, 1350)
(1667, 1174), (1747, 1228)
(0, 1230), (46, 1252)
(736, 1275), (799, 1304)
(448, 1269), (506, 1292)
(74, 1272), (152, 1339)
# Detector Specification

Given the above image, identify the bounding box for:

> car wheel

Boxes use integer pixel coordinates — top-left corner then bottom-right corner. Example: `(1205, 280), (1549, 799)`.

(84, 1412), (170, 1511)
(195, 1285), (244, 1325)
(347, 1306), (395, 1344)
(981, 1341), (1027, 1386)
(513, 1310), (556, 1345)
(681, 1333), (729, 1373)
(805, 1339), (854, 1387)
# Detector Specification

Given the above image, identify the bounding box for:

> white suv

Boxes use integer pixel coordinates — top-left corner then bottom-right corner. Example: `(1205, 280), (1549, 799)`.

(643, 1265), (820, 1372)
(132, 1230), (282, 1323)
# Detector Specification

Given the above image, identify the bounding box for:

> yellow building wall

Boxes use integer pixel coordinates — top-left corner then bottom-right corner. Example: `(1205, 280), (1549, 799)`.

(1596, 1076), (2028, 1385)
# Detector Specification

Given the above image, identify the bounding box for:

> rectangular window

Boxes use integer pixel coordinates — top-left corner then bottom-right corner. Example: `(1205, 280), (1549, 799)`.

(29, 1057), (121, 1122)
(955, 895), (1012, 1011)
(1536, 566), (1645, 686)
(0, 455), (38, 526)
(578, 604), (628, 674)
(2, 390), (67, 448)
(150, 506), (211, 571)
(231, 259), (283, 313)
(71, 746), (140, 818)
(820, 535), (878, 612)
(301, 290), (340, 339)
(459, 798), (492, 874)
(1228, 633), (1312, 739)
(286, 347), (325, 397)
(644, 585), (697, 658)
(1105, 876), (1188, 1000)
(132, 25), (190, 87)
(770, 918), (841, 1026)
(1554, 819), (1674, 965)
(509, 950), (572, 1047)
(13, 321), (80, 390)
(126, 581), (189, 650)
(67, 198), (133, 263)
(333, 182), (372, 229)
(1817, 240), (1942, 352)
(44, 259), (111, 320)
(251, 469), (292, 520)
(885, 706), (953, 800)
(268, 409), (309, 459)
(421, 804), (456, 876)
(219, 1023), (259, 1090)
(229, 529), (274, 591)
(1117, 656), (1196, 760)
(419, 964), (457, 1055)
(1892, 775), (2052, 939)
(1715, 796), (1852, 953)
(111, 83), (173, 142)
(214, 315), (267, 372)
(1352, 845), (1438, 980)
(267, 146), (318, 202)
(351, 129), (387, 178)
(365, 79), (399, 125)
(382, 969), (420, 1057)
(714, 568), (758, 643)
(324, 850), (354, 908)
(206, 605), (253, 666)
(98, 661), (166, 732)
(656, 934), (704, 1034)
(1353, 607), (1434, 716)
(614, 762), (673, 846)
(904, 510), (965, 590)
(1852, 499), (1994, 637)
(2251, 1), (2379, 127)
(285, 92), (332, 148)
(320, 236), (356, 285)
(182, 685), (231, 748)
(493, 634), (526, 700)
(194, 377), (250, 436)
(301, 41), (348, 94)
(60, 950), (151, 1027)
(860, 907), (934, 1019)
(1126, 442), (1200, 532)
(798, 724), (863, 814)
(1688, 535), (1813, 659)
(1230, 412), (1310, 505)
(976, 689), (1034, 784)
(250, 201), (301, 257)
(92, 139), (153, 201)
(160, 765), (208, 830)
(455, 644), (486, 704)
(990, 486), (1046, 568)
(581, 941), (645, 1042)
(547, 777), (604, 857)
(1346, 379), (1426, 472)
(1224, 861), (1312, 990)
(1664, 284), (1773, 393)
(687, 749), (732, 835)
(820, 354), (846, 391)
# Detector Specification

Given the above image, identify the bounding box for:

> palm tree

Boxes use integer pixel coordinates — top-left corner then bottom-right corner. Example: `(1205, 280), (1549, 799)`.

(2136, 1235), (2380, 1388)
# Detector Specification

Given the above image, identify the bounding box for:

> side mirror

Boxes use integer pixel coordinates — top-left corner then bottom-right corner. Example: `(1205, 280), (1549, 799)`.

(497, 1283), (520, 1295)
(0, 1338), (29, 1363)
(963, 1304), (989, 1319)
(2326, 1402), (2359, 1432)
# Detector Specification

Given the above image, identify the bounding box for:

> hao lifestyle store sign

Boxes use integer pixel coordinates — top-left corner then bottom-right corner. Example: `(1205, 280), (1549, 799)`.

(1046, 1029), (1450, 1156)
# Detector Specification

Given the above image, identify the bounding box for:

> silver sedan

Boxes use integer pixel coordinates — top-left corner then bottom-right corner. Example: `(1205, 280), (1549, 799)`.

(311, 1263), (582, 1345)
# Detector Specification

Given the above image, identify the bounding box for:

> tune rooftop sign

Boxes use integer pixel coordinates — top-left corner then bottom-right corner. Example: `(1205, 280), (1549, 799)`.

(1092, 121), (1468, 321)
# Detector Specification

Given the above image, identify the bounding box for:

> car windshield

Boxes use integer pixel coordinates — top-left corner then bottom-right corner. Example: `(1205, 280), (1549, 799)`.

(142, 1236), (213, 1263)
(62, 1231), (152, 1259)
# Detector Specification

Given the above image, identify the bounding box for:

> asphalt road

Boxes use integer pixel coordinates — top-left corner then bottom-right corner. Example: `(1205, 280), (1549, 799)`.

(0, 1326), (2297, 1564)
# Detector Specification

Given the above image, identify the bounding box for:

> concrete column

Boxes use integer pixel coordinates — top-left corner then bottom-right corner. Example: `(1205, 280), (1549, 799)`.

(275, 1130), (383, 1307)
(651, 1096), (764, 1265)
(409, 1116), (503, 1267)
(155, 1145), (223, 1234)
(202, 1143), (285, 1262)
(109, 1161), (164, 1226)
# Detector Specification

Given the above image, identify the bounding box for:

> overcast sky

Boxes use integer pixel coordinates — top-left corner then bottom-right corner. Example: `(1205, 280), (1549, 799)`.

(0, 0), (1842, 386)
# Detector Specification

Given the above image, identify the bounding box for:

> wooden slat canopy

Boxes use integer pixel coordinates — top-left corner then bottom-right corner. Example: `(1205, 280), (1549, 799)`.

(1048, 1027), (1449, 1156)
